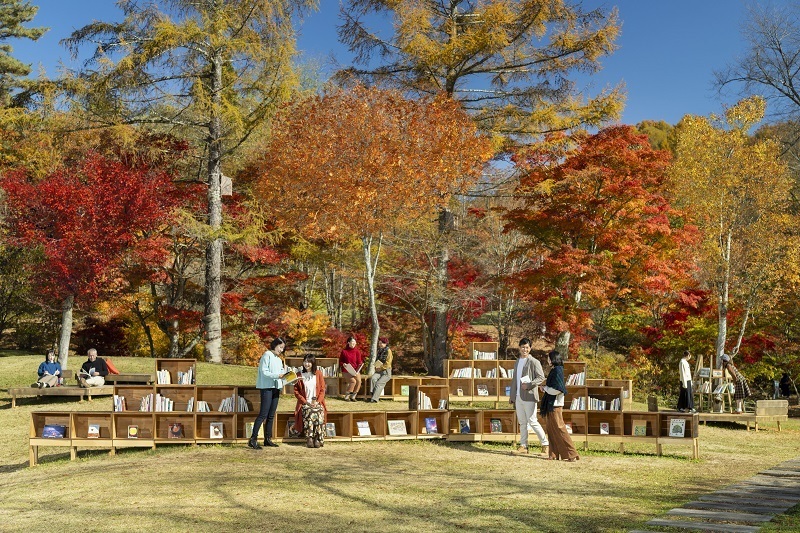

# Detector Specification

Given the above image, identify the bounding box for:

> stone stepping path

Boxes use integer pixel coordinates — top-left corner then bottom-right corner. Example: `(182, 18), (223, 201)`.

(630, 458), (800, 532)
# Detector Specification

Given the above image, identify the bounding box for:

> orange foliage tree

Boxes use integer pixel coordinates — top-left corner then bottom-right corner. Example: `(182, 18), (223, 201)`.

(252, 86), (492, 371)
(505, 126), (697, 357)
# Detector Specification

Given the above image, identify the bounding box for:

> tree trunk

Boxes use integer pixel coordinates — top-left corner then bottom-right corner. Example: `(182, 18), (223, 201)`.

(362, 234), (382, 375)
(203, 51), (224, 364)
(715, 229), (732, 368)
(431, 208), (452, 377)
(555, 330), (571, 359)
(57, 294), (74, 368)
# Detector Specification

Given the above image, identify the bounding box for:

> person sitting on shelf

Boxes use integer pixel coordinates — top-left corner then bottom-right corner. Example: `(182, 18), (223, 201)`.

(677, 350), (696, 413)
(540, 350), (579, 462)
(33, 349), (61, 388)
(509, 338), (548, 456)
(78, 348), (109, 388)
(368, 337), (393, 403)
(722, 354), (751, 414)
(293, 354), (328, 448)
(339, 336), (364, 401)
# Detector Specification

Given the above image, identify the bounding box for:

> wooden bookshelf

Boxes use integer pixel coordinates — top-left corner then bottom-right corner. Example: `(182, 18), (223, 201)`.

(195, 413), (236, 443)
(113, 385), (154, 412)
(352, 412), (385, 440)
(408, 385), (449, 410)
(481, 409), (517, 442)
(468, 341), (500, 360)
(112, 412), (155, 448)
(324, 412), (352, 440)
(417, 410), (449, 438)
(155, 385), (195, 412)
(448, 409), (482, 441)
(155, 358), (196, 385)
(385, 411), (417, 440)
(446, 359), (518, 402)
(154, 413), (195, 443)
(195, 385), (237, 412)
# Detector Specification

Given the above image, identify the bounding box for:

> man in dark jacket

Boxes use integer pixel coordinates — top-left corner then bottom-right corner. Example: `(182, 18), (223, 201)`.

(78, 348), (109, 387)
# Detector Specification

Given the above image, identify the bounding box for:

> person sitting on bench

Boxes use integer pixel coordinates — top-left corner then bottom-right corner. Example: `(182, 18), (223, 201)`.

(78, 348), (109, 387)
(33, 349), (61, 388)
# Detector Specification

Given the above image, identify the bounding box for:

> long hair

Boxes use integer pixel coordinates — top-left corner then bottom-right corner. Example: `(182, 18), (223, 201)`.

(303, 354), (318, 374)
(270, 337), (285, 350)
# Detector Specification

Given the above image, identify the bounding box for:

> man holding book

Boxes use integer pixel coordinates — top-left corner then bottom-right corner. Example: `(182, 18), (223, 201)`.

(509, 338), (548, 456)
(78, 348), (109, 388)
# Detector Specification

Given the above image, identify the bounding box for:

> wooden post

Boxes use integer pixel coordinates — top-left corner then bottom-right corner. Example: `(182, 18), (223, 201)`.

(29, 445), (37, 467)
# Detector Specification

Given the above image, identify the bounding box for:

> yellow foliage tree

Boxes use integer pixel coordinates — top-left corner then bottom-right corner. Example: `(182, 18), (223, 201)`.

(672, 97), (799, 366)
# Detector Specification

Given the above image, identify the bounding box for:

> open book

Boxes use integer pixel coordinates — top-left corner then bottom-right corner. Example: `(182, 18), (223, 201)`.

(282, 370), (299, 384)
(341, 363), (363, 377)
(79, 367), (96, 378)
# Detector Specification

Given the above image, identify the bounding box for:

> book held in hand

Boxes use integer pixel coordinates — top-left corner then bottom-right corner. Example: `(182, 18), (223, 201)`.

(282, 370), (299, 385)
(342, 363), (363, 377)
(87, 424), (100, 438)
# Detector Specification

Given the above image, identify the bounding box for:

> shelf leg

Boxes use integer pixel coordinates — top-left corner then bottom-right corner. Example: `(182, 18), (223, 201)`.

(656, 442), (662, 457)
(11, 396), (16, 408)
(70, 447), (76, 461)
(777, 421), (782, 432)
(619, 442), (624, 454)
(29, 445), (37, 467)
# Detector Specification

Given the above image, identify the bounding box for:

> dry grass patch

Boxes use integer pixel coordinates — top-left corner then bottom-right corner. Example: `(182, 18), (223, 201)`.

(0, 352), (798, 532)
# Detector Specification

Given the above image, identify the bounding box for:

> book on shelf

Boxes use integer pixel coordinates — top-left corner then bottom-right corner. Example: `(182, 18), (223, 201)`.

(632, 419), (648, 437)
(599, 422), (610, 435)
(459, 419), (471, 434)
(210, 422), (224, 439)
(456, 387), (464, 397)
(424, 417), (438, 434)
(473, 349), (497, 360)
(698, 367), (711, 378)
(489, 418), (503, 433)
(342, 363), (363, 377)
(564, 422), (573, 434)
(476, 385), (489, 397)
(42, 424), (66, 438)
(285, 418), (298, 438)
(417, 391), (433, 410)
(387, 420), (408, 436)
(437, 399), (448, 410)
(400, 385), (410, 396)
(566, 371), (585, 385)
(356, 420), (371, 436)
(505, 386), (511, 397)
(669, 418), (686, 438)
(325, 422), (336, 438)
(712, 369), (723, 378)
(156, 369), (171, 384)
(244, 421), (264, 439)
(176, 367), (194, 385)
(168, 422), (184, 439)
(113, 394), (127, 412)
(87, 424), (100, 438)
(127, 425), (139, 439)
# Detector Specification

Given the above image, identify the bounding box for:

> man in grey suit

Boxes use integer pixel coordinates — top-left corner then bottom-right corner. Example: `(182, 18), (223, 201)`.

(509, 338), (549, 455)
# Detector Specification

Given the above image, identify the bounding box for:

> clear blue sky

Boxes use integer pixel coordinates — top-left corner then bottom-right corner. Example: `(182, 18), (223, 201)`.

(9, 0), (777, 126)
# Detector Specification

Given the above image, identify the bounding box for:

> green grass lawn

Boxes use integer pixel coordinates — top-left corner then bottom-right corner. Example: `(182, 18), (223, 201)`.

(1, 351), (798, 532)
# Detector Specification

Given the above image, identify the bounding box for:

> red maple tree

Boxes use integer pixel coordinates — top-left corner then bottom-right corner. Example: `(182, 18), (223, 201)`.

(505, 126), (698, 356)
(1, 149), (183, 365)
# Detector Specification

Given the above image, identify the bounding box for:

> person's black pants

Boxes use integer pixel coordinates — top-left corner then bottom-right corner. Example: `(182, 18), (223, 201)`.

(252, 387), (280, 442)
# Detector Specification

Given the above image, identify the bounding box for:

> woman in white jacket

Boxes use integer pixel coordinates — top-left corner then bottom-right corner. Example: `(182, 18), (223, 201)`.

(677, 350), (695, 413)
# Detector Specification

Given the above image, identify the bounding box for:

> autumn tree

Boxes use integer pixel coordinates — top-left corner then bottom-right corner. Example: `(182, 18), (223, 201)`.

(672, 97), (798, 367)
(253, 86), (491, 374)
(505, 125), (695, 357)
(61, 0), (315, 363)
(1, 149), (183, 367)
(337, 0), (623, 367)
(0, 0), (46, 106)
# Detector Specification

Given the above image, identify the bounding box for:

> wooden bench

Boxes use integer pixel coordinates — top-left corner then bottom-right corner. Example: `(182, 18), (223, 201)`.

(698, 399), (788, 431)
(9, 370), (114, 408)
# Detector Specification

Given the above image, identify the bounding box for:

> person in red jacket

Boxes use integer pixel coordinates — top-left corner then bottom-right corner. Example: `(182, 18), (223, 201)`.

(293, 354), (327, 448)
(339, 336), (364, 401)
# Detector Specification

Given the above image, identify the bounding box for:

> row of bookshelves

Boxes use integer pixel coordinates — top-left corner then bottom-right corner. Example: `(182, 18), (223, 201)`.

(28, 409), (699, 465)
(30, 409), (698, 443)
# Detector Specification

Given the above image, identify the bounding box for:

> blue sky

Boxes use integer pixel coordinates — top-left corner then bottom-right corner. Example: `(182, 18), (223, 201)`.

(9, 0), (775, 126)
